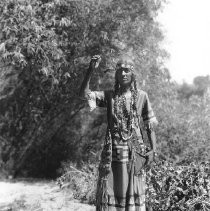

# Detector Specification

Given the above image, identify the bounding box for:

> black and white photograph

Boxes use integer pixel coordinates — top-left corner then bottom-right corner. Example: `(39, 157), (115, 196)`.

(0, 0), (209, 210)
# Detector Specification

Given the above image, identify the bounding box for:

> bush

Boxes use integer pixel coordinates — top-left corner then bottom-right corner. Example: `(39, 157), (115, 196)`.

(57, 160), (210, 210)
(56, 161), (97, 205)
(146, 161), (210, 211)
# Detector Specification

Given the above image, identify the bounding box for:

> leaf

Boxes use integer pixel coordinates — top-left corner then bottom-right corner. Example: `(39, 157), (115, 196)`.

(0, 42), (6, 53)
(53, 78), (59, 85)
(41, 67), (49, 76)
(27, 4), (32, 12)
(64, 72), (71, 78)
(14, 51), (24, 59)
(2, 52), (12, 60)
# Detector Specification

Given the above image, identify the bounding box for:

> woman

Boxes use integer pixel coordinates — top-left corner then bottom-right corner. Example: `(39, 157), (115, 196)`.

(79, 55), (158, 211)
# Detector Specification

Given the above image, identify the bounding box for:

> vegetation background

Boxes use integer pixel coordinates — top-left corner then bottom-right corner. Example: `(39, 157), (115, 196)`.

(0, 0), (209, 210)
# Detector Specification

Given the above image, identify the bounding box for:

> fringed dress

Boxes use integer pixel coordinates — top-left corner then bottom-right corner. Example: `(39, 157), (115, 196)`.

(87, 89), (157, 211)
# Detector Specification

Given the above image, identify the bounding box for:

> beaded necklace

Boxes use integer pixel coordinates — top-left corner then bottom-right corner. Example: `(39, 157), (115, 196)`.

(114, 87), (138, 141)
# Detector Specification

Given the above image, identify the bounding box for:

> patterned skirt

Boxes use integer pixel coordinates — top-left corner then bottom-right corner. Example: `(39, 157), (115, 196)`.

(96, 137), (146, 211)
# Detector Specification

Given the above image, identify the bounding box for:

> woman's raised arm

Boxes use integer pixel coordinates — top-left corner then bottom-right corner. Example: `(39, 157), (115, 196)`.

(79, 55), (101, 98)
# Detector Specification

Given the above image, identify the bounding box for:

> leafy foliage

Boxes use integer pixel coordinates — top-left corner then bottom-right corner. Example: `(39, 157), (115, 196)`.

(57, 161), (97, 204)
(147, 161), (210, 211)
(0, 0), (167, 177)
(154, 87), (210, 164)
(57, 160), (210, 210)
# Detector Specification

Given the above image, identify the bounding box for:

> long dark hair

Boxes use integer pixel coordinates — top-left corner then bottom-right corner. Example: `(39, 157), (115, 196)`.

(114, 61), (138, 118)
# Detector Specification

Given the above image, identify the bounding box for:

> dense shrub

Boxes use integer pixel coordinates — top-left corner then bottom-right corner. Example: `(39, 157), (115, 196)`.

(57, 160), (210, 210)
(146, 161), (210, 210)
(154, 88), (210, 164)
(56, 161), (98, 204)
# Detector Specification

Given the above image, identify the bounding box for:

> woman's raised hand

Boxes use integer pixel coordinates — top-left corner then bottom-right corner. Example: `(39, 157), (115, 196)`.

(89, 55), (101, 69)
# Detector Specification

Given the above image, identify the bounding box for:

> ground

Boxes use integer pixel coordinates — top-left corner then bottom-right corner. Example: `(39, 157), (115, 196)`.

(0, 179), (95, 211)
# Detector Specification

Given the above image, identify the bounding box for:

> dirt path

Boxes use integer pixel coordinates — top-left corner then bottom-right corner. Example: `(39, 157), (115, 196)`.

(0, 180), (95, 211)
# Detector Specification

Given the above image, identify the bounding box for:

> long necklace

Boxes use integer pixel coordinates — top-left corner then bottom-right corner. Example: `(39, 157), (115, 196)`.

(114, 89), (135, 141)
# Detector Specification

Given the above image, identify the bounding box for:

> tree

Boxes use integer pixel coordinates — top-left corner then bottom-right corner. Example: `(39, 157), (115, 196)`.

(0, 0), (167, 177)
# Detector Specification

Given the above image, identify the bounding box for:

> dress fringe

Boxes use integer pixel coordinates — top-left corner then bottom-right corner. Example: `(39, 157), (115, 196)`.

(96, 177), (109, 211)
(96, 129), (112, 211)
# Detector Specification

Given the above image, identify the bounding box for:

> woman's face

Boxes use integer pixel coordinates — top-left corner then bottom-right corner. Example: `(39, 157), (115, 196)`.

(116, 67), (133, 87)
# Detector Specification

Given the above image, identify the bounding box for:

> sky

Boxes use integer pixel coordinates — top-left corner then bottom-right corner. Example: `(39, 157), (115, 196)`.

(158, 0), (210, 84)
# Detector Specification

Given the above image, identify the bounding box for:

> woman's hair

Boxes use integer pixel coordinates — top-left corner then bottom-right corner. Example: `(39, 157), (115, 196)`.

(114, 55), (138, 116)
